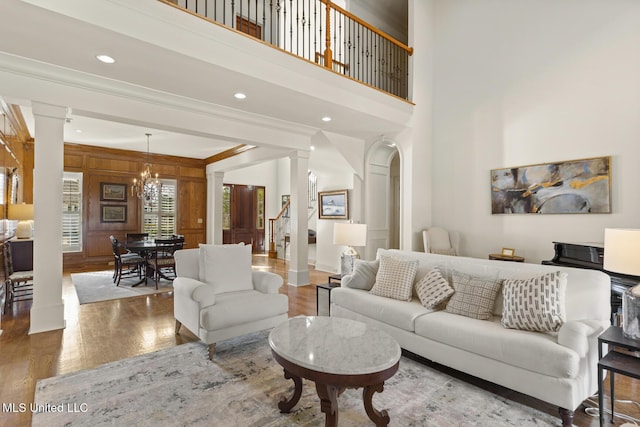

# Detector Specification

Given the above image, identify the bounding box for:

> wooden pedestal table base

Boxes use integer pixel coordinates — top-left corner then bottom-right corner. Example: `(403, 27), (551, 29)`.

(272, 355), (399, 427)
(269, 316), (401, 427)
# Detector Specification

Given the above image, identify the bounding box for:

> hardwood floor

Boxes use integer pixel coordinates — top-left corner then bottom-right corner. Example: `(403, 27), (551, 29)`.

(0, 255), (638, 427)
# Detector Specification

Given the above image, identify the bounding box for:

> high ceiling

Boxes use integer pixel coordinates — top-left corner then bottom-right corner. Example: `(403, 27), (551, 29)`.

(1, 0), (411, 162)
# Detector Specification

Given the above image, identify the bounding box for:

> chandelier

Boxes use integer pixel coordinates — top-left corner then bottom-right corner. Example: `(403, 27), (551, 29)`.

(131, 133), (161, 201)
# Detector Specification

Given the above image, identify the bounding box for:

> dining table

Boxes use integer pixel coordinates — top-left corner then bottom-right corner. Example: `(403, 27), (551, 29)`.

(121, 239), (163, 286)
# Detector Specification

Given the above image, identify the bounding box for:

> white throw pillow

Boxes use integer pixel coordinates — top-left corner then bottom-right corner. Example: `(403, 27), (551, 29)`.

(446, 271), (503, 320)
(501, 271), (567, 332)
(415, 266), (455, 309)
(199, 243), (253, 294)
(342, 259), (379, 290)
(370, 256), (418, 302)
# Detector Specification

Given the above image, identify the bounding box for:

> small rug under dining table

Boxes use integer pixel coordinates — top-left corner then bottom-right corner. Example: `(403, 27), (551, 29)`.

(70, 270), (173, 304)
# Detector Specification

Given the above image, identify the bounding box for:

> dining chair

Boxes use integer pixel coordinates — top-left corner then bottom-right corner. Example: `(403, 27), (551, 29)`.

(3, 241), (34, 314)
(146, 236), (185, 289)
(125, 232), (149, 242)
(109, 235), (146, 286)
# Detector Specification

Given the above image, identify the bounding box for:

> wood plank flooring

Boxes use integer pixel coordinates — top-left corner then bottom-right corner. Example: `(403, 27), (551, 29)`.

(0, 255), (638, 427)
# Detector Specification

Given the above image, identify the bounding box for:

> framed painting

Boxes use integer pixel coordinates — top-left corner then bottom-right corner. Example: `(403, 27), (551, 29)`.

(318, 189), (348, 219)
(501, 248), (515, 257)
(490, 156), (611, 214)
(101, 205), (127, 223)
(101, 183), (127, 202)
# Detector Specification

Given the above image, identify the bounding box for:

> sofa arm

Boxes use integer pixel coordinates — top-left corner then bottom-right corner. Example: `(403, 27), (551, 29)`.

(253, 271), (283, 294)
(174, 277), (217, 308)
(557, 320), (608, 357)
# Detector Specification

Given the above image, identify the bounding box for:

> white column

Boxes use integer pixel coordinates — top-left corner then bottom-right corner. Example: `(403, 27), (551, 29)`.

(30, 102), (66, 334)
(213, 171), (224, 244)
(288, 150), (310, 286)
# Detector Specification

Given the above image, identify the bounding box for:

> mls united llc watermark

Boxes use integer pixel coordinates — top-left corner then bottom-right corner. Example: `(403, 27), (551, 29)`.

(3, 402), (88, 413)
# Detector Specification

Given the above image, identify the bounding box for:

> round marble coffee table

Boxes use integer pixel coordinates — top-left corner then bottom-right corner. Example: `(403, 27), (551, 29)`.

(269, 316), (401, 426)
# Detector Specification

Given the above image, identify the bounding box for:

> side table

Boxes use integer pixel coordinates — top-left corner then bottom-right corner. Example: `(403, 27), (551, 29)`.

(316, 283), (340, 316)
(597, 325), (640, 426)
(488, 253), (525, 262)
(328, 274), (342, 284)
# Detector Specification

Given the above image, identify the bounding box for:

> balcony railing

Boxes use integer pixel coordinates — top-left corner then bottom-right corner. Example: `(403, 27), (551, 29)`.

(162, 0), (413, 100)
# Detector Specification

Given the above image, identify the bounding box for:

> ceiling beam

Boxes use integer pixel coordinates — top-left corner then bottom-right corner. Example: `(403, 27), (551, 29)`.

(205, 144), (255, 165)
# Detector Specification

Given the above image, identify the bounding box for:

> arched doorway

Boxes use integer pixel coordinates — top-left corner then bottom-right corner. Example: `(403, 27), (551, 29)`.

(364, 138), (400, 260)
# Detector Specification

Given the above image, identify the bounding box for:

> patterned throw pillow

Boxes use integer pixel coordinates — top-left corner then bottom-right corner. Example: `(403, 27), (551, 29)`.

(342, 259), (380, 290)
(446, 272), (503, 320)
(415, 267), (455, 308)
(370, 256), (419, 301)
(501, 271), (567, 332)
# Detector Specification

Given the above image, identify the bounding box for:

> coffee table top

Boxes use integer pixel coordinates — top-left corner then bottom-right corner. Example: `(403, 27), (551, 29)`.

(269, 316), (401, 376)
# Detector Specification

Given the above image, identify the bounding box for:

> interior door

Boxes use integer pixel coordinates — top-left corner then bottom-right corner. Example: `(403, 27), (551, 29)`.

(222, 184), (265, 252)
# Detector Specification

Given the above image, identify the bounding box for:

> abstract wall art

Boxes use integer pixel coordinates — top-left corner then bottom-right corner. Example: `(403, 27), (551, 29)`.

(490, 156), (611, 214)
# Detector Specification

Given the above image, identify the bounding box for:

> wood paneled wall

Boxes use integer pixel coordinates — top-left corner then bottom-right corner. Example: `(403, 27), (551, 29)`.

(63, 143), (207, 270)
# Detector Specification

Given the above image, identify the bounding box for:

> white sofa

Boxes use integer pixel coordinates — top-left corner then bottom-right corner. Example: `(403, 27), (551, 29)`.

(331, 249), (611, 426)
(173, 245), (289, 360)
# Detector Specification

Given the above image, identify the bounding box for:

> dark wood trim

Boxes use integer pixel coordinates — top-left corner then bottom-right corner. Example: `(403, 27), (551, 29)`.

(205, 144), (255, 165)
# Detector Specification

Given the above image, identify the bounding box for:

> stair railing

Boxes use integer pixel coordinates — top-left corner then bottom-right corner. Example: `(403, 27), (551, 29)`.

(161, 0), (414, 100)
(269, 198), (290, 258)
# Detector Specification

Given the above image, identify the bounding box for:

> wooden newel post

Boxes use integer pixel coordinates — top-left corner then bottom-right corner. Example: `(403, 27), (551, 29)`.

(324, 0), (332, 69)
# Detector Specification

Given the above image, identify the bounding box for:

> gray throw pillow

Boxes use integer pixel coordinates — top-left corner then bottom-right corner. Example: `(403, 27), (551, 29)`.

(446, 271), (503, 320)
(341, 259), (379, 290)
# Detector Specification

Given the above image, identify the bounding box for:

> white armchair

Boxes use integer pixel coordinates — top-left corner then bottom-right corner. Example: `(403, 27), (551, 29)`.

(173, 244), (289, 360)
(422, 227), (460, 256)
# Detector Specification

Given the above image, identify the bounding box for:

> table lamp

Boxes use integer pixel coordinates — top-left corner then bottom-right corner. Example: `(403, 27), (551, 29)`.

(8, 203), (34, 239)
(604, 228), (640, 339)
(333, 222), (367, 275)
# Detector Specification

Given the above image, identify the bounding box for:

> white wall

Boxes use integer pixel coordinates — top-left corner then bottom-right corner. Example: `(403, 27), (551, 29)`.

(431, 0), (640, 263)
(314, 172), (357, 273)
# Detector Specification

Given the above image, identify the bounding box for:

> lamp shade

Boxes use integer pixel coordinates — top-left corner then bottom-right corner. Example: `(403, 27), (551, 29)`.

(8, 203), (34, 221)
(333, 223), (367, 247)
(604, 228), (640, 276)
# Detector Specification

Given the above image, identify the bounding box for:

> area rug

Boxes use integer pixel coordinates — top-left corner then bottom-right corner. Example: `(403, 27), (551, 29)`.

(33, 330), (561, 426)
(70, 270), (173, 304)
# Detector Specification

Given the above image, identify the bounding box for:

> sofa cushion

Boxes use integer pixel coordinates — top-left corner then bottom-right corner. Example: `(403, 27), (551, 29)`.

(199, 244), (253, 294)
(331, 287), (432, 332)
(342, 259), (379, 290)
(370, 256), (418, 301)
(501, 271), (567, 332)
(415, 267), (455, 309)
(414, 311), (580, 379)
(200, 290), (288, 331)
(446, 272), (503, 320)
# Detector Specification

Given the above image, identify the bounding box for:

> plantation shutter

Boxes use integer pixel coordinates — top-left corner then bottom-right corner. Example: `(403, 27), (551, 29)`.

(62, 172), (83, 252)
(143, 179), (177, 238)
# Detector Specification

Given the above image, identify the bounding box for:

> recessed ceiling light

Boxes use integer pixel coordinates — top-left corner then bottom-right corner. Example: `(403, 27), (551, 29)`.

(310, 145), (315, 151)
(96, 54), (115, 64)
(234, 92), (247, 100)
(321, 116), (332, 122)
(75, 129), (83, 133)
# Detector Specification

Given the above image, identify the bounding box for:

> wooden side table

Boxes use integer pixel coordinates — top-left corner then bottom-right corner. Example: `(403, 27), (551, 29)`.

(488, 253), (525, 262)
(316, 283), (340, 316)
(597, 325), (640, 426)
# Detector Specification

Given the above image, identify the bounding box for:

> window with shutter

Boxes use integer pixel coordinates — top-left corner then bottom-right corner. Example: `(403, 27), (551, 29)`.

(62, 172), (83, 252)
(143, 179), (177, 238)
